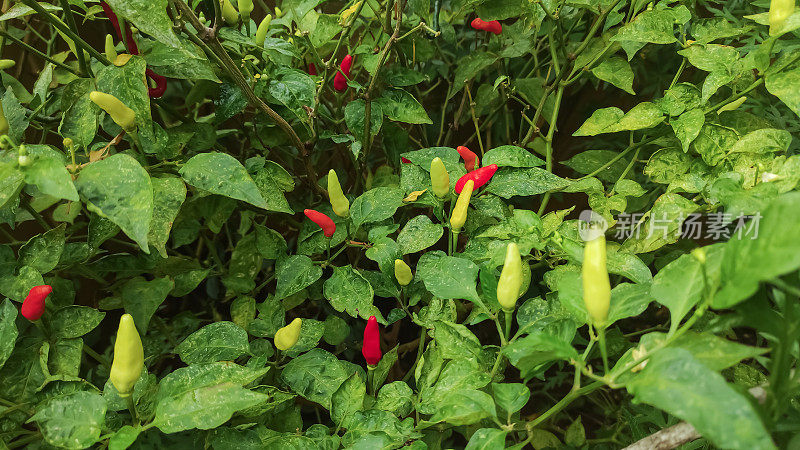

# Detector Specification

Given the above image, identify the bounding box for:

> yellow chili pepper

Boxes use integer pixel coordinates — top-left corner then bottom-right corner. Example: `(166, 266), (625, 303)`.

(255, 14), (272, 46)
(328, 169), (350, 217)
(497, 242), (522, 311)
(582, 234), (610, 326)
(450, 179), (474, 233)
(239, 0), (253, 23)
(430, 157), (450, 198)
(0, 59), (15, 70)
(394, 259), (413, 286)
(104, 34), (117, 62)
(90, 91), (136, 132)
(275, 318), (302, 351)
(0, 100), (8, 136)
(109, 314), (144, 397)
(770, 0), (795, 35)
(220, 0), (239, 25)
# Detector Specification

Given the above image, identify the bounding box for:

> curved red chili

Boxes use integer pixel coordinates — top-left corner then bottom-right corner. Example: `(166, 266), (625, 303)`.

(401, 157), (411, 164)
(471, 18), (502, 35)
(21, 285), (52, 321)
(308, 63), (317, 76)
(334, 55), (353, 92)
(456, 145), (479, 171)
(455, 164), (498, 193)
(304, 209), (336, 237)
(362, 315), (382, 366)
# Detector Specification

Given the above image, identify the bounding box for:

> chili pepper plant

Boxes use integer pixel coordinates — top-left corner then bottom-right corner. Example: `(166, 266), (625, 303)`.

(1, 0), (800, 448)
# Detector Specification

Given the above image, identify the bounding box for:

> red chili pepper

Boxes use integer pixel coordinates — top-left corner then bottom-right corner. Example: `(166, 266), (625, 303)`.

(456, 146), (479, 171)
(100, 1), (167, 98)
(471, 18), (502, 35)
(333, 55), (353, 92)
(308, 63), (317, 76)
(21, 285), (52, 321)
(362, 315), (382, 366)
(304, 209), (336, 237)
(455, 164), (498, 193)
(401, 157), (411, 164)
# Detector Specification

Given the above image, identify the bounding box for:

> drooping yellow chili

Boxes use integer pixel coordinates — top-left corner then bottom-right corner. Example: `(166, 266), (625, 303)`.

(90, 91), (136, 132)
(275, 318), (302, 351)
(255, 14), (272, 46)
(582, 234), (610, 326)
(394, 259), (413, 286)
(0, 59), (15, 70)
(497, 242), (522, 311)
(430, 157), (450, 198)
(104, 34), (117, 61)
(220, 0), (239, 25)
(328, 169), (350, 217)
(770, 0), (795, 35)
(450, 179), (474, 233)
(239, 0), (253, 23)
(109, 314), (144, 397)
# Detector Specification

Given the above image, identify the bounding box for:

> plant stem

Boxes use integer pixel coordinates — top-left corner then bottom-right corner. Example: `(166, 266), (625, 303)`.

(597, 326), (609, 374)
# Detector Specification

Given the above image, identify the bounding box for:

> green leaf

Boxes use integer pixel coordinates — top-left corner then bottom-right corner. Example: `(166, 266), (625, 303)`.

(465, 428), (508, 450)
(448, 52), (498, 100)
(729, 128), (793, 154)
(147, 177), (187, 258)
(175, 321), (249, 364)
(30, 391), (106, 449)
(0, 162), (23, 210)
(154, 383), (268, 433)
(482, 145), (545, 168)
(157, 363), (269, 401)
(109, 425), (141, 450)
(486, 167), (569, 198)
(267, 68), (315, 123)
(141, 38), (220, 82)
(323, 265), (382, 322)
(121, 276), (174, 334)
(397, 215), (443, 254)
(502, 333), (579, 379)
(671, 108), (705, 152)
(251, 160), (295, 213)
(350, 187), (404, 230)
(0, 299), (18, 370)
(21, 154), (79, 201)
(574, 102), (665, 136)
(96, 57), (153, 143)
(375, 88), (432, 124)
(180, 152), (267, 209)
(274, 255), (322, 300)
(426, 389), (496, 426)
(105, 0), (181, 48)
(417, 251), (481, 303)
(47, 306), (105, 339)
(591, 57), (635, 94)
(766, 63), (800, 118)
(18, 224), (65, 274)
(565, 416), (586, 447)
(280, 348), (349, 409)
(58, 79), (97, 148)
(3, 87), (28, 143)
(345, 99), (383, 138)
(716, 192), (800, 307)
(222, 233), (262, 295)
(331, 373), (366, 428)
(626, 348), (774, 450)
(612, 9), (678, 44)
(375, 381), (413, 417)
(491, 383), (530, 414)
(76, 154), (153, 252)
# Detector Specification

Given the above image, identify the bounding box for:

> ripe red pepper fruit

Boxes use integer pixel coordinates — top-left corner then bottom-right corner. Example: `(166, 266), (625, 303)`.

(21, 285), (52, 321)
(99, 1), (167, 98)
(455, 164), (498, 193)
(401, 157), (411, 164)
(304, 209), (336, 237)
(471, 18), (502, 35)
(362, 316), (382, 366)
(333, 55), (353, 92)
(456, 145), (479, 171)
(308, 63), (317, 76)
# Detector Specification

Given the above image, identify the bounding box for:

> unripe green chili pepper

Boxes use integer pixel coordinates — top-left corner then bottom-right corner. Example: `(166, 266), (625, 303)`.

(90, 91), (136, 132)
(394, 259), (413, 286)
(770, 0), (795, 35)
(109, 314), (144, 397)
(274, 318), (302, 350)
(255, 14), (272, 46)
(105, 34), (117, 61)
(0, 59), (15, 70)
(497, 242), (522, 311)
(430, 157), (450, 198)
(0, 99), (8, 136)
(221, 0), (239, 26)
(582, 234), (610, 326)
(327, 169), (350, 217)
(239, 0), (253, 23)
(450, 179), (474, 233)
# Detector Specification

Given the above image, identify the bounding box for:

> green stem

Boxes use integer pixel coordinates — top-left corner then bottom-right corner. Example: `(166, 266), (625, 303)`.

(597, 326), (609, 374)
(125, 395), (139, 425)
(57, 0), (89, 76)
(82, 345), (111, 369)
(21, 0), (110, 66)
(0, 30), (80, 75)
(528, 381), (604, 428)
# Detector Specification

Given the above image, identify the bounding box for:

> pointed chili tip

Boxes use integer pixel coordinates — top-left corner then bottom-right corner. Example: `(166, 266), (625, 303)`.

(21, 284), (52, 321)
(304, 209), (336, 238)
(362, 315), (382, 366)
(454, 164), (499, 193)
